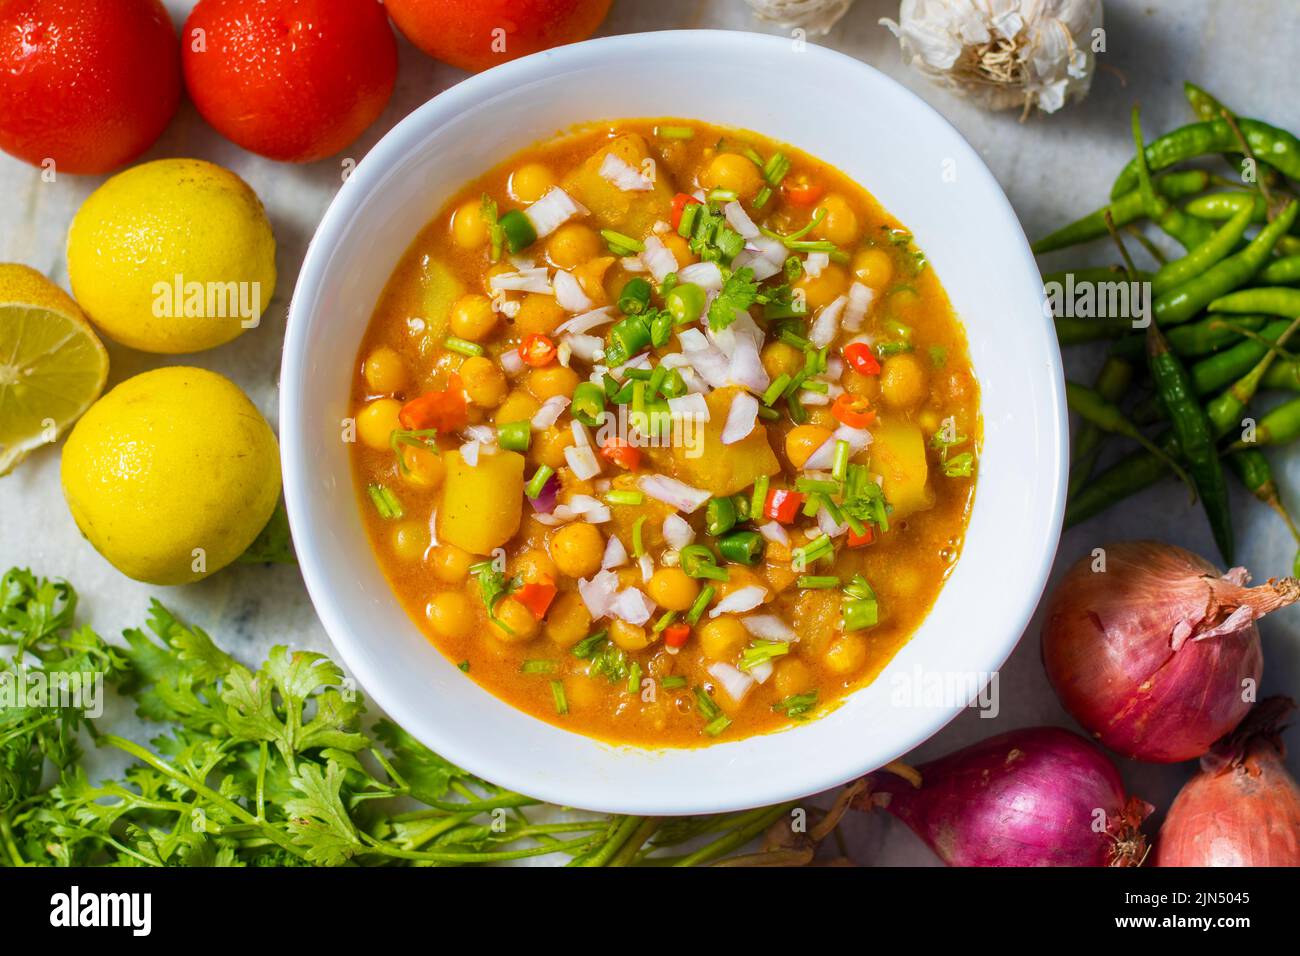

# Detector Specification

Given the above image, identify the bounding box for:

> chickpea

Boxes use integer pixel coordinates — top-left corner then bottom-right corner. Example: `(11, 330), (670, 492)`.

(824, 634), (869, 675)
(509, 163), (556, 203)
(533, 426), (574, 470)
(918, 408), (942, 434)
(888, 286), (922, 324)
(512, 547), (558, 583)
(880, 353), (928, 409)
(761, 341), (804, 379)
(547, 223), (601, 270)
(660, 232), (697, 267)
(460, 355), (508, 407)
(450, 200), (489, 250)
(647, 567), (699, 612)
(514, 293), (567, 336)
(494, 389), (541, 426)
(843, 371), (881, 402)
(401, 445), (445, 489)
(609, 619), (650, 652)
(545, 591), (592, 648)
(811, 193), (859, 246)
(773, 658), (813, 698)
(527, 365), (581, 402)
(701, 152), (762, 200)
(713, 566), (765, 601)
(426, 591), (474, 639)
(549, 522), (604, 578)
(785, 423), (832, 468)
(698, 617), (747, 662)
(449, 294), (498, 342)
(490, 597), (540, 642)
(852, 247), (894, 292)
(428, 543), (474, 584)
(362, 346), (407, 394)
(356, 398), (402, 450)
(392, 521), (428, 562)
(566, 676), (601, 710)
(795, 263), (849, 312)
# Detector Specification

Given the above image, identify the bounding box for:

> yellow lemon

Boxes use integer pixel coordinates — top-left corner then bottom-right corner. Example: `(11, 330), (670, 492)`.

(66, 158), (276, 354)
(61, 367), (281, 585)
(0, 263), (109, 475)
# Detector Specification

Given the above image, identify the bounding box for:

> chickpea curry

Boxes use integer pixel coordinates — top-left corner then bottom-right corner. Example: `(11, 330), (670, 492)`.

(350, 119), (980, 747)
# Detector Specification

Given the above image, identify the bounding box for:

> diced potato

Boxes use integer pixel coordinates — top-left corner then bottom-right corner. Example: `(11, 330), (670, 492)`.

(561, 134), (675, 237)
(672, 387), (780, 497)
(419, 257), (465, 341)
(869, 416), (933, 519)
(436, 449), (525, 554)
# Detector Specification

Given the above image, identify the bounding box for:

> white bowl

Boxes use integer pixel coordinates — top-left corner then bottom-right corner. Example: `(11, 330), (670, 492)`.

(281, 30), (1066, 815)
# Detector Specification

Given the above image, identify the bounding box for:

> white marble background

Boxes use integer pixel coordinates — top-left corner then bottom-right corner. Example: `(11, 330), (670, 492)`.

(2, 0), (1297, 865)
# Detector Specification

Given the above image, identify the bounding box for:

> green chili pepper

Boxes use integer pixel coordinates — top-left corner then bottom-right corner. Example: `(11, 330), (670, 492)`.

(498, 209), (537, 252)
(680, 544), (729, 582)
(605, 314), (651, 367)
(718, 530), (765, 566)
(1111, 117), (1300, 199)
(705, 497), (737, 536)
(1227, 449), (1300, 568)
(1228, 395), (1300, 450)
(1183, 81), (1233, 123)
(1209, 286), (1300, 318)
(1108, 314), (1268, 361)
(1151, 203), (1254, 296)
(1066, 357), (1134, 500)
(1066, 381), (1190, 487)
(1031, 170), (1211, 255)
(1259, 256), (1300, 286)
(571, 382), (606, 427)
(650, 310), (674, 348)
(1065, 447), (1169, 527)
(665, 282), (706, 325)
(618, 277), (652, 315)
(496, 420), (532, 452)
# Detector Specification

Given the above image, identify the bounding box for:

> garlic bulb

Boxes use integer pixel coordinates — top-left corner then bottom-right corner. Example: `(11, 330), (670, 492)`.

(745, 0), (858, 36)
(881, 0), (1104, 116)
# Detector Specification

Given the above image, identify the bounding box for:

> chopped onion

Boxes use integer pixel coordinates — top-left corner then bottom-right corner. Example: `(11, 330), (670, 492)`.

(804, 252), (830, 278)
(528, 473), (561, 514)
(724, 201), (760, 238)
(499, 299), (522, 319)
(800, 389), (830, 406)
(662, 514), (695, 550)
(570, 418), (592, 447)
(578, 569), (620, 618)
(489, 267), (552, 294)
(524, 186), (587, 238)
(609, 587), (655, 625)
(803, 423), (872, 470)
(602, 534), (628, 569)
(460, 440), (480, 466)
(818, 507), (848, 538)
(564, 443), (602, 481)
(555, 306), (613, 336)
(727, 335), (770, 394)
(554, 270), (593, 313)
(499, 349), (525, 377)
(758, 521), (789, 546)
(809, 294), (848, 348)
(750, 660), (774, 684)
(707, 661), (755, 703)
(709, 585), (769, 617)
(667, 392), (710, 423)
(562, 332), (604, 364)
(620, 256), (647, 272)
(598, 152), (654, 191)
(742, 614), (797, 642)
(638, 554), (654, 582)
(531, 395), (569, 430)
(677, 327), (710, 352)
(677, 261), (725, 292)
(639, 234), (678, 283)
(844, 281), (874, 331)
(721, 392), (759, 445)
(638, 474), (711, 513)
(464, 424), (497, 445)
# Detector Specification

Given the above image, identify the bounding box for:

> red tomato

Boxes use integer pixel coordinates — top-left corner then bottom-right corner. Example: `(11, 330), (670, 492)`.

(846, 526), (874, 548)
(516, 579), (558, 619)
(385, 0), (612, 73)
(399, 375), (468, 433)
(182, 0), (397, 163)
(0, 0), (180, 174)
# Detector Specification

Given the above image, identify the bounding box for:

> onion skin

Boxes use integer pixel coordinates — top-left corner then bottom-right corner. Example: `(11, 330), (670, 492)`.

(1042, 541), (1299, 762)
(854, 727), (1150, 867)
(1156, 698), (1300, 866)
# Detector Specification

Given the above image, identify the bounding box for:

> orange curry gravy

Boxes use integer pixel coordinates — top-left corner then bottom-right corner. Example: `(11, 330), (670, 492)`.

(350, 119), (979, 747)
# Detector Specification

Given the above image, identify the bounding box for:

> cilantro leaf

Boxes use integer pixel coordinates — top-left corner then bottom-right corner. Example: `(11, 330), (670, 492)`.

(707, 267), (758, 331)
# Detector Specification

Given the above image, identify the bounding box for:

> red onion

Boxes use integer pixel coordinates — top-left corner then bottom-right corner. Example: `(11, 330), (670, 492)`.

(1042, 541), (1299, 762)
(853, 727), (1151, 866)
(527, 473), (560, 514)
(1155, 697), (1300, 866)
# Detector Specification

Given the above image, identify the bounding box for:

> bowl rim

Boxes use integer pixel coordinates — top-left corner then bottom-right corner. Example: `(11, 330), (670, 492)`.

(281, 29), (1067, 814)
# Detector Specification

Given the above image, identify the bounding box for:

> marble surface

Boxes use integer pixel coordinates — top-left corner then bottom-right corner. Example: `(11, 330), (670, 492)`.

(2, 0), (1297, 865)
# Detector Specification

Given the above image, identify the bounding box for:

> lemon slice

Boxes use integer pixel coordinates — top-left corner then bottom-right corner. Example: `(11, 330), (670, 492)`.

(0, 263), (109, 475)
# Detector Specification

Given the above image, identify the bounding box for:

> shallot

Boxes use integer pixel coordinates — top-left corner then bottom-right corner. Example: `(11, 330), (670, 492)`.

(1042, 541), (1300, 762)
(853, 726), (1151, 866)
(1155, 697), (1300, 867)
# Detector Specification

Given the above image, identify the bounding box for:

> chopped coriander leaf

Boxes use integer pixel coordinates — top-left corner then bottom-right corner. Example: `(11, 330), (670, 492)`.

(521, 659), (558, 674)
(572, 630), (609, 659)
(773, 691), (818, 719)
(929, 345), (949, 367)
(601, 229), (644, 256)
(763, 152), (791, 187)
(626, 662), (643, 695)
(470, 560), (520, 633)
(704, 714), (732, 737)
(707, 267), (759, 331)
(661, 676), (688, 690)
(762, 206), (826, 246)
(686, 585), (715, 625)
(366, 483), (403, 519)
(943, 452), (976, 478)
(740, 640), (791, 670)
(550, 680), (568, 715)
(754, 185), (772, 209)
(458, 660), (471, 672)
(694, 686), (722, 720)
(589, 641), (630, 683)
(784, 255), (803, 281)
(842, 574), (879, 632)
(841, 463), (891, 532)
(389, 428), (439, 476)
